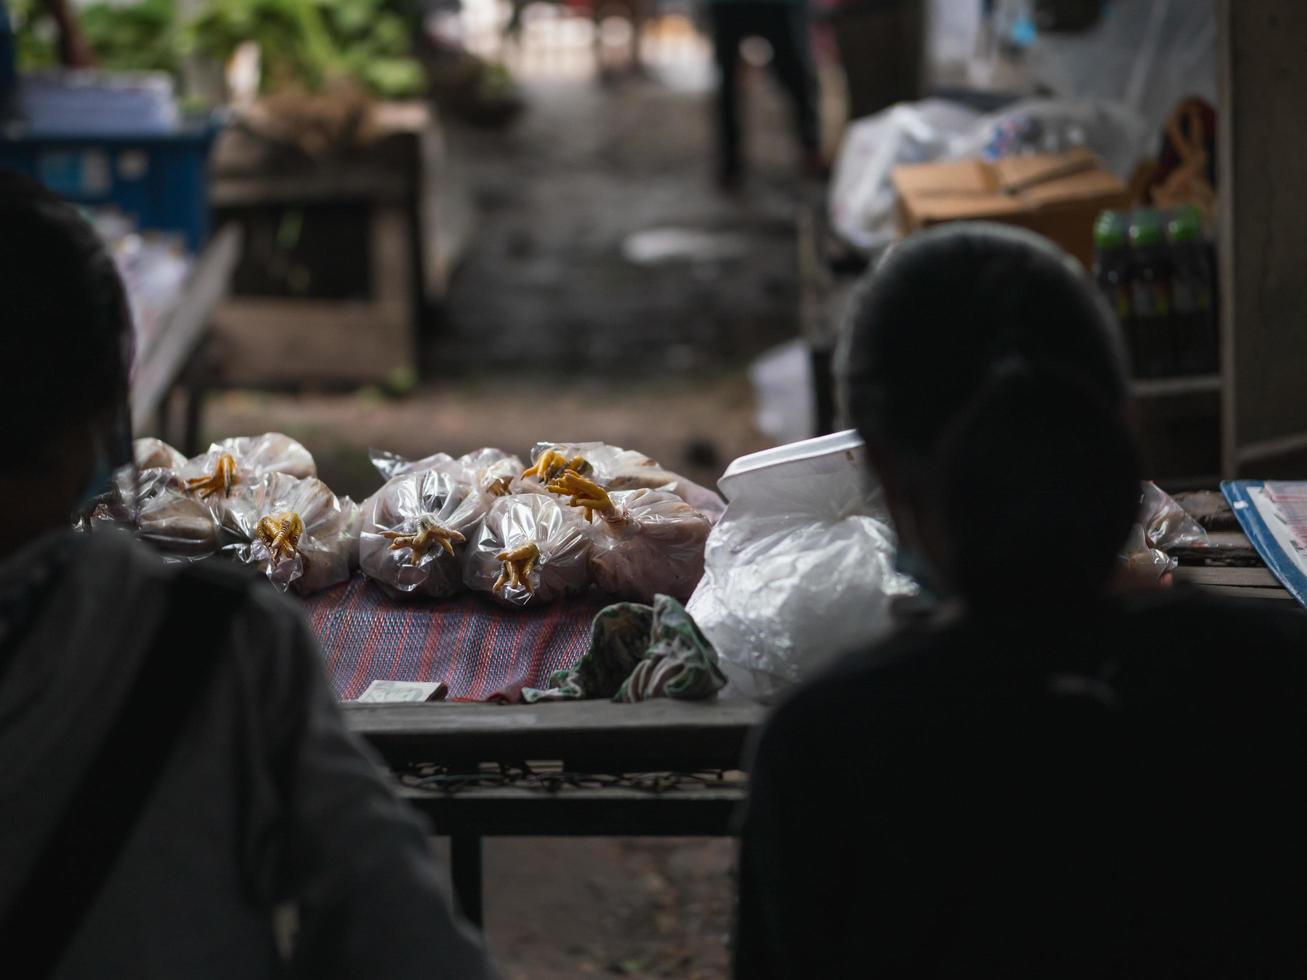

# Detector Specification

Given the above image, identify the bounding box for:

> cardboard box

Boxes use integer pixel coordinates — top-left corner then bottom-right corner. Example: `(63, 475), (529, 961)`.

(892, 147), (1131, 267)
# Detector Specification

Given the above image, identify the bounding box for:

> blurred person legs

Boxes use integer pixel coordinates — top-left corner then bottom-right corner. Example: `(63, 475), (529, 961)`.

(709, 0), (820, 187)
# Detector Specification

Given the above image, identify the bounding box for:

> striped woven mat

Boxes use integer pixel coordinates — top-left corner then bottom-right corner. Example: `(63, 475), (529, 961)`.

(303, 576), (609, 702)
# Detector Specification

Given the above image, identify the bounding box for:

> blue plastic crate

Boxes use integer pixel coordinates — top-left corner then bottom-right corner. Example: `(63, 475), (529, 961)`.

(0, 119), (218, 252)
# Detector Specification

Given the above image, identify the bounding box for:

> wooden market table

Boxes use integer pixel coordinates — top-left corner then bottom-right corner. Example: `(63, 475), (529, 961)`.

(1169, 490), (1295, 603)
(343, 698), (765, 928)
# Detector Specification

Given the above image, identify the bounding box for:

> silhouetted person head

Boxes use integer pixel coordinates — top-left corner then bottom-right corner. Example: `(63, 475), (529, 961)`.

(840, 223), (1140, 609)
(0, 172), (134, 555)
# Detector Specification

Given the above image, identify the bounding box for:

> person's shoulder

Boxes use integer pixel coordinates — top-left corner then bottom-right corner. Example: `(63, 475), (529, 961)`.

(764, 621), (964, 741)
(85, 530), (318, 672)
(91, 530), (304, 634)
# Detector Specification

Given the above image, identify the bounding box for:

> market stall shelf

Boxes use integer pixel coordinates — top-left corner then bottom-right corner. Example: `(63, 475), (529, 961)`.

(208, 103), (448, 386)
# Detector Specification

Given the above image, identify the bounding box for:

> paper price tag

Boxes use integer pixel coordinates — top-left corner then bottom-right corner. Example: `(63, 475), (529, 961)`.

(356, 680), (449, 703)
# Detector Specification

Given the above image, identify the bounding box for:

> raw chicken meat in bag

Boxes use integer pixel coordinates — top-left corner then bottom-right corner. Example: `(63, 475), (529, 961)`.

(82, 465), (220, 561)
(527, 441), (725, 521)
(464, 493), (591, 607)
(181, 433), (317, 507)
(547, 471), (711, 603)
(360, 468), (487, 598)
(222, 473), (354, 594)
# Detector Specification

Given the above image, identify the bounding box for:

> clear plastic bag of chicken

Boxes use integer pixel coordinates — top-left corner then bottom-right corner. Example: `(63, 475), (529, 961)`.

(222, 472), (354, 594)
(525, 441), (725, 522)
(370, 447), (526, 500)
(464, 493), (591, 607)
(82, 464), (222, 561)
(547, 471), (711, 604)
(180, 433), (317, 513)
(359, 468), (488, 599)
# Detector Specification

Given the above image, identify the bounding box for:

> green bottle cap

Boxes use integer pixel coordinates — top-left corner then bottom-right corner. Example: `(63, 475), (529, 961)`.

(1128, 209), (1164, 248)
(1094, 210), (1127, 248)
(1166, 205), (1204, 243)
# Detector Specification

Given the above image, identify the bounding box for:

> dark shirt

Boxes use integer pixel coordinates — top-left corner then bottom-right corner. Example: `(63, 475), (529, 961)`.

(735, 590), (1307, 979)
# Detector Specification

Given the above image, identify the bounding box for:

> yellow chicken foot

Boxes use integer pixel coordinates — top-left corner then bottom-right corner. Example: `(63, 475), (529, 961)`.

(523, 450), (591, 484)
(546, 471), (613, 523)
(494, 542), (540, 595)
(185, 453), (239, 499)
(255, 511), (305, 562)
(382, 515), (465, 563)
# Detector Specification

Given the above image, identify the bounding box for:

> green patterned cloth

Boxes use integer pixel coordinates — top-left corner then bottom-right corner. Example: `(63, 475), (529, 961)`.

(523, 595), (726, 703)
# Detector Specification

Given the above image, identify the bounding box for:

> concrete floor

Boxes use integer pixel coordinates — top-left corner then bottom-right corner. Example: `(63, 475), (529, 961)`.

(203, 52), (812, 980)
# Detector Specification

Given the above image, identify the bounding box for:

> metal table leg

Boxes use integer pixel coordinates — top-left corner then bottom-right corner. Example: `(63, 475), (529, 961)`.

(450, 834), (484, 930)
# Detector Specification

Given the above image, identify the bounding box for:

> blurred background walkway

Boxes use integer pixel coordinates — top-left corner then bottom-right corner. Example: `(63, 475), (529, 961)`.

(209, 40), (809, 506)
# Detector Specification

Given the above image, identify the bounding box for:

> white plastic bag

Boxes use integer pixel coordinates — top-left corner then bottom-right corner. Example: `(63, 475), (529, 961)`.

(464, 493), (591, 607)
(222, 473), (354, 594)
(359, 469), (487, 599)
(829, 99), (982, 252)
(687, 432), (914, 698)
(829, 96), (1150, 251)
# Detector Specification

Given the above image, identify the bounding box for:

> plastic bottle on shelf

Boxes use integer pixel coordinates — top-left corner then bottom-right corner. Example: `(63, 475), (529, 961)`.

(1167, 205), (1218, 375)
(1127, 208), (1176, 378)
(1093, 210), (1134, 359)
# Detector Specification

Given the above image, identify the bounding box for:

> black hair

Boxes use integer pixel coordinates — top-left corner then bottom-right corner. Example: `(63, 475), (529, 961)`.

(840, 223), (1140, 605)
(0, 171), (134, 472)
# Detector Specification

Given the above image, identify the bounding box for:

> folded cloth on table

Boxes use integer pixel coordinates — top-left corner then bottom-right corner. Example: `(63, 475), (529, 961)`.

(524, 595), (726, 703)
